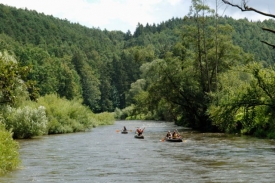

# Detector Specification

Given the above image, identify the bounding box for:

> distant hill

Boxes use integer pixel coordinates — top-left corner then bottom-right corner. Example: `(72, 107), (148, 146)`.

(0, 3), (274, 113)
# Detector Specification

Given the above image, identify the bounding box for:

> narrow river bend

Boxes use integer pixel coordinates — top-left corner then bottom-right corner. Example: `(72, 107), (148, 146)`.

(1, 120), (275, 183)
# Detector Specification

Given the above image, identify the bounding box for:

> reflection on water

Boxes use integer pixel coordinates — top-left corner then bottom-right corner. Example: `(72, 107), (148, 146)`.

(1, 120), (275, 183)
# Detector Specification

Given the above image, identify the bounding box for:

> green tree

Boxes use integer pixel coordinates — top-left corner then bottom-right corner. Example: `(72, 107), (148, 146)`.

(111, 54), (127, 109)
(57, 56), (82, 100)
(209, 62), (275, 138)
(0, 50), (30, 106)
(98, 61), (113, 112)
(130, 0), (253, 131)
(72, 51), (100, 111)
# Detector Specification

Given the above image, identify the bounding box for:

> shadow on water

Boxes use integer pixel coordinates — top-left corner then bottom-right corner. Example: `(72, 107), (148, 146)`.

(1, 120), (275, 183)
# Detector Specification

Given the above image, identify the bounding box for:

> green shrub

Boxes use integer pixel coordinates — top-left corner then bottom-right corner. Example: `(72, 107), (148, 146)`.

(114, 108), (123, 119)
(95, 112), (115, 125)
(267, 131), (275, 139)
(0, 123), (21, 174)
(37, 94), (114, 134)
(2, 105), (48, 139)
(115, 105), (135, 120)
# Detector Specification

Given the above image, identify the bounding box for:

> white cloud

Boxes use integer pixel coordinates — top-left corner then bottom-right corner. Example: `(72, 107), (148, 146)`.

(0, 0), (191, 33)
(0, 0), (273, 33)
(168, 0), (182, 6)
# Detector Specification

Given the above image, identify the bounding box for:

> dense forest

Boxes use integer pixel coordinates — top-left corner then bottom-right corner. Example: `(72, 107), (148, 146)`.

(2, 0), (275, 174)
(1, 0), (275, 137)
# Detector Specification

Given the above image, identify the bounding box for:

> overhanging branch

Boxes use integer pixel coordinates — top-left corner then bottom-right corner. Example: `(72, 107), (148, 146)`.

(222, 0), (275, 19)
(262, 27), (275, 34)
(260, 41), (275, 49)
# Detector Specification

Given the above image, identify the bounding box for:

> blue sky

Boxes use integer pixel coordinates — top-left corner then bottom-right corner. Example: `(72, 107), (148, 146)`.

(0, 0), (273, 33)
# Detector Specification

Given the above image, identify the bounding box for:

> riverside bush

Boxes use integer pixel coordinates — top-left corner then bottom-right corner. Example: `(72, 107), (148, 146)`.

(37, 94), (114, 134)
(114, 105), (151, 120)
(2, 105), (48, 138)
(95, 112), (115, 125)
(0, 123), (21, 174)
(114, 105), (135, 120)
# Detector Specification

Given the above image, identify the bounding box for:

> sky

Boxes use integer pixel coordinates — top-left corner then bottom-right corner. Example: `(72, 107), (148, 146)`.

(0, 0), (274, 33)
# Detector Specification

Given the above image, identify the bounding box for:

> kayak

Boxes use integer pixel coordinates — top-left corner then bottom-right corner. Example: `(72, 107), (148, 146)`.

(165, 137), (182, 142)
(121, 131), (128, 134)
(134, 134), (144, 139)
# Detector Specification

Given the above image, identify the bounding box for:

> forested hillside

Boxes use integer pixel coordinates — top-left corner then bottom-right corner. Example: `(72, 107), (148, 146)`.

(1, 1), (275, 137)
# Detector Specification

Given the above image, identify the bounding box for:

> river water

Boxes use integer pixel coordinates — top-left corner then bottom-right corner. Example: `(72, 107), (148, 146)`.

(1, 120), (275, 183)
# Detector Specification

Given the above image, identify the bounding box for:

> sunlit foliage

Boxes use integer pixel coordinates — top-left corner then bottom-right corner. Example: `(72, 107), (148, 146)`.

(0, 123), (21, 174)
(36, 94), (114, 134)
(0, 50), (30, 106)
(1, 105), (48, 138)
(208, 62), (275, 138)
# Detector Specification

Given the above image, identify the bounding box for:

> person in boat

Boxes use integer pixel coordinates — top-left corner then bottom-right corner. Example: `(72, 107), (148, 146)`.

(172, 130), (180, 139)
(123, 126), (127, 131)
(166, 131), (172, 139)
(136, 127), (145, 136)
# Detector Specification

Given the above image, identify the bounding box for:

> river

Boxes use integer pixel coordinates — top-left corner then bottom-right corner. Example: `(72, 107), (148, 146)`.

(1, 120), (275, 183)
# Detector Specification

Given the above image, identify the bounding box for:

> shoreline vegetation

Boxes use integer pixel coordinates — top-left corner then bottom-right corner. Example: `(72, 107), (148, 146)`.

(0, 48), (114, 175)
(0, 94), (115, 175)
(0, 124), (21, 175)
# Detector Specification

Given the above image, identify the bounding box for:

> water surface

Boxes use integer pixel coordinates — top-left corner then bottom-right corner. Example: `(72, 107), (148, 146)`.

(1, 120), (275, 183)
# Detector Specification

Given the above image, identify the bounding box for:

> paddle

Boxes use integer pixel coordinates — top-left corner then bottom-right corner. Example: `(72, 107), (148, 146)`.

(116, 129), (132, 132)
